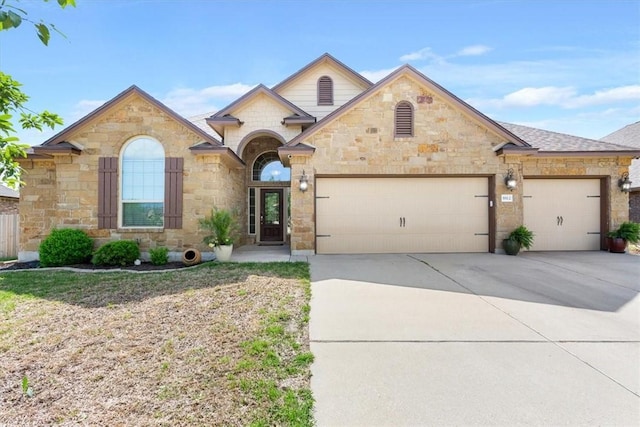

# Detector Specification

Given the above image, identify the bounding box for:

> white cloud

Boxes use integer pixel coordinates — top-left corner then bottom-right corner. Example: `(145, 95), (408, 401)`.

(563, 85), (640, 108)
(466, 85), (640, 110)
(359, 66), (399, 83)
(502, 86), (576, 107)
(162, 83), (255, 117)
(456, 45), (492, 56)
(71, 99), (106, 121)
(399, 47), (442, 62)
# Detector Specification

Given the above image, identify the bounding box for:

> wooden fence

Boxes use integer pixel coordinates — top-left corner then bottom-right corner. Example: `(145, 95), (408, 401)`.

(0, 214), (19, 259)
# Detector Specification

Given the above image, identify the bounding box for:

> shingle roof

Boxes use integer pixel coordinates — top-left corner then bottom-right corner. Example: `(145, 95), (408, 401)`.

(0, 185), (19, 199)
(187, 112), (221, 142)
(600, 121), (640, 190)
(600, 121), (640, 148)
(498, 122), (635, 152)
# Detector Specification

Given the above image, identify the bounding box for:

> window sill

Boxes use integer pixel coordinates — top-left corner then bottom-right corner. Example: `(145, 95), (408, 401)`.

(117, 227), (165, 233)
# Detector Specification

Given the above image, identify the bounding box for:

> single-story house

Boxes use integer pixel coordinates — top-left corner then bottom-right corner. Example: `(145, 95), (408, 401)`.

(17, 53), (640, 261)
(601, 121), (640, 222)
(0, 185), (19, 214)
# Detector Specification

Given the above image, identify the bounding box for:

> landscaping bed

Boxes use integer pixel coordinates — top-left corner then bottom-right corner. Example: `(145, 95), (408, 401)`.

(0, 262), (313, 426)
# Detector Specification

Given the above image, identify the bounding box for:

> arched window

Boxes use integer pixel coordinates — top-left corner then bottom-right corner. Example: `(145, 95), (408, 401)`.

(252, 152), (290, 182)
(317, 75), (334, 106)
(395, 101), (414, 137)
(121, 137), (165, 227)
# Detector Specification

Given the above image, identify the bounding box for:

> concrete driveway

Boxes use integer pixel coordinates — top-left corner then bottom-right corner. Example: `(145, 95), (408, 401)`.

(309, 252), (640, 426)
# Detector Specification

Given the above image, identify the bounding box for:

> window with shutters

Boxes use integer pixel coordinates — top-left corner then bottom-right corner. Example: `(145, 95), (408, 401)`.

(394, 101), (414, 137)
(120, 137), (165, 227)
(317, 76), (333, 106)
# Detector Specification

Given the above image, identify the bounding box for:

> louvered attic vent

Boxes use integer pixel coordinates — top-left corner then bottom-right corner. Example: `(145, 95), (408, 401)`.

(395, 101), (414, 137)
(317, 76), (333, 105)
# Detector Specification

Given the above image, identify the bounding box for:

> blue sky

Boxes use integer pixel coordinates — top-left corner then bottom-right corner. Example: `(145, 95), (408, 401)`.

(2, 0), (639, 145)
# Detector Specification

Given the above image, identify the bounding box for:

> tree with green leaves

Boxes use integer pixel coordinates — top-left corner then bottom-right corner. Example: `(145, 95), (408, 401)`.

(0, 0), (76, 188)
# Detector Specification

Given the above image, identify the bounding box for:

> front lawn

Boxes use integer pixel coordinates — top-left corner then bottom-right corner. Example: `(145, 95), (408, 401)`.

(0, 262), (313, 426)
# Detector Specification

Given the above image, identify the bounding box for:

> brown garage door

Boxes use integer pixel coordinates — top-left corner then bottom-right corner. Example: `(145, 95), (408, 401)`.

(315, 177), (489, 254)
(523, 179), (601, 251)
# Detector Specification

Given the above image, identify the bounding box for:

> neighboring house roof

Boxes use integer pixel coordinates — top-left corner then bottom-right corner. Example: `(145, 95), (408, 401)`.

(499, 122), (639, 152)
(206, 84), (316, 137)
(0, 185), (19, 199)
(271, 52), (373, 93)
(41, 85), (222, 148)
(284, 64), (530, 149)
(600, 121), (640, 190)
(600, 121), (640, 148)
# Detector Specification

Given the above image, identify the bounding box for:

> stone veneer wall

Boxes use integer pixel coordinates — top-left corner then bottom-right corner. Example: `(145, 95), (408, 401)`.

(19, 94), (245, 261)
(290, 75), (632, 254)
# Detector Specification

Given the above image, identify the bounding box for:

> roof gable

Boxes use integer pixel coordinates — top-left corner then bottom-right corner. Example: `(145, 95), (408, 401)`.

(286, 64), (529, 147)
(42, 85), (221, 147)
(271, 53), (373, 93)
(209, 84), (313, 120)
(207, 84), (315, 137)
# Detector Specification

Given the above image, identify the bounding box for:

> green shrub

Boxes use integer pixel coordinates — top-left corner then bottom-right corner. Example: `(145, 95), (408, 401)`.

(39, 228), (93, 267)
(149, 247), (169, 266)
(92, 240), (140, 266)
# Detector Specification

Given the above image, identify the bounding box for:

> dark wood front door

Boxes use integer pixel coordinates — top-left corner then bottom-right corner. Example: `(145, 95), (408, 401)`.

(260, 189), (283, 242)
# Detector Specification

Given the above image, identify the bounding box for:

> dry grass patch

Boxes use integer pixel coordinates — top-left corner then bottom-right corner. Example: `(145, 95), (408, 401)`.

(0, 262), (313, 426)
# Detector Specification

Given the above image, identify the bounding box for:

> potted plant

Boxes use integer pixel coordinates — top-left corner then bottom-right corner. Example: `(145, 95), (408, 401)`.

(607, 221), (640, 253)
(199, 207), (240, 262)
(503, 225), (534, 256)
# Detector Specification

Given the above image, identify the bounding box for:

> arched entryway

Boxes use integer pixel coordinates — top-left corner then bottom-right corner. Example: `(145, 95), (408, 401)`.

(241, 132), (291, 244)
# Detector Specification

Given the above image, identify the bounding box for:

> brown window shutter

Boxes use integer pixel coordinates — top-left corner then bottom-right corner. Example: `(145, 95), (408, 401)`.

(164, 157), (183, 229)
(395, 101), (414, 137)
(317, 76), (333, 105)
(98, 157), (118, 229)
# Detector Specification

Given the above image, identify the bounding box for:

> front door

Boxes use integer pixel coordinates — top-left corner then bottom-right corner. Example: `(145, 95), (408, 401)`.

(260, 189), (284, 242)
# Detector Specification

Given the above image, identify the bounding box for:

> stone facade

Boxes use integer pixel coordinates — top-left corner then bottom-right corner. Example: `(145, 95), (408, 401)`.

(290, 74), (632, 253)
(18, 55), (638, 260)
(19, 92), (245, 261)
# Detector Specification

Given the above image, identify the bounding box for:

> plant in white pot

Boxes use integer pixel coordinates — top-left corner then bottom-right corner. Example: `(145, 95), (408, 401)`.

(199, 208), (240, 262)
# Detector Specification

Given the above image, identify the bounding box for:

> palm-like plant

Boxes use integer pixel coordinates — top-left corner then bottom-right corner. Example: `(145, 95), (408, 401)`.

(199, 208), (239, 247)
(507, 225), (535, 250)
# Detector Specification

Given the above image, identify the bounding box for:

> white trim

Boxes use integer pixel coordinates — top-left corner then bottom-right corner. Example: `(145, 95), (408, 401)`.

(119, 136), (166, 229)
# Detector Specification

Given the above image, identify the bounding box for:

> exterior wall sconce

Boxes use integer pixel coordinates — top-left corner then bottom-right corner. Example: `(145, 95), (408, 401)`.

(505, 168), (517, 191)
(299, 170), (309, 192)
(618, 172), (632, 193)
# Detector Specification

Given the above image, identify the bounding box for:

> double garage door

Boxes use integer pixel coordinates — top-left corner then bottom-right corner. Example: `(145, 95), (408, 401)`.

(316, 177), (490, 254)
(315, 177), (602, 254)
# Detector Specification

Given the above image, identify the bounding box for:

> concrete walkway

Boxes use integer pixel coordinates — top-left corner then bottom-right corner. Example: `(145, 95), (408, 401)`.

(309, 252), (640, 426)
(229, 244), (309, 263)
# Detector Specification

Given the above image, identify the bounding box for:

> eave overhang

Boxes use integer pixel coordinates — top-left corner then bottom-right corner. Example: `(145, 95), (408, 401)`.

(189, 142), (245, 169)
(282, 114), (316, 127)
(497, 146), (640, 158)
(277, 143), (315, 166)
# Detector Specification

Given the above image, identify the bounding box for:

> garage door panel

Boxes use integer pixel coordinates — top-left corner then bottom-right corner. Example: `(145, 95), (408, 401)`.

(523, 179), (601, 251)
(316, 177), (489, 254)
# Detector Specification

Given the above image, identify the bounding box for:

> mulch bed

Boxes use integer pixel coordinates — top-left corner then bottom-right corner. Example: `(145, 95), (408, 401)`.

(1, 261), (191, 271)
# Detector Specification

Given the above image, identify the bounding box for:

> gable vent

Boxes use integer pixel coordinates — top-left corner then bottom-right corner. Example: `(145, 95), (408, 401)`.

(317, 76), (334, 106)
(395, 101), (414, 137)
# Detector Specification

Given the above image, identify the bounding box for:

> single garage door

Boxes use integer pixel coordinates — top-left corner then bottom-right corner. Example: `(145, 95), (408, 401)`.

(523, 179), (601, 251)
(316, 177), (489, 254)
